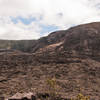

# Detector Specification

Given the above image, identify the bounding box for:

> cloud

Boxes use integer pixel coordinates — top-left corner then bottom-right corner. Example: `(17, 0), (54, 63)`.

(0, 17), (41, 40)
(0, 0), (100, 39)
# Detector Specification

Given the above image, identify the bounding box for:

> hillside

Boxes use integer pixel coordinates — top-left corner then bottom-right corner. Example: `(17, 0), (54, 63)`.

(32, 22), (100, 55)
(0, 22), (100, 100)
(0, 40), (36, 52)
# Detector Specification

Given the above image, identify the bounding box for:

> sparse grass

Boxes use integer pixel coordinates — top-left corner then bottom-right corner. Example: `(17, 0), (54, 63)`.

(45, 77), (61, 100)
(71, 93), (90, 100)
(45, 78), (90, 100)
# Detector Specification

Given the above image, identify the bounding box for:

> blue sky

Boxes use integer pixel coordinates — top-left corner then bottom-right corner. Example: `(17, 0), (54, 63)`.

(11, 16), (37, 25)
(0, 0), (100, 40)
(39, 25), (59, 36)
(11, 16), (59, 37)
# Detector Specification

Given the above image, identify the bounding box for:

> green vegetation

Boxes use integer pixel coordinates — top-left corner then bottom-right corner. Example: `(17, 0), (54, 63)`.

(45, 78), (90, 100)
(0, 40), (35, 52)
(71, 93), (90, 100)
(46, 77), (60, 100)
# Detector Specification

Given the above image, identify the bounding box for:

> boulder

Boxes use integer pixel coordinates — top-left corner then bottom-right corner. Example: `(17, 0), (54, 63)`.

(6, 92), (36, 100)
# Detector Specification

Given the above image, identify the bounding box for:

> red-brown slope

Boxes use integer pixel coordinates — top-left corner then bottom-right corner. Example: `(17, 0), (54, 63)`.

(1, 22), (100, 100)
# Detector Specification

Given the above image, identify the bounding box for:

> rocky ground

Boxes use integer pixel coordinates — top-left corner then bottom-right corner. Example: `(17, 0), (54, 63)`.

(0, 22), (100, 100)
(0, 52), (100, 100)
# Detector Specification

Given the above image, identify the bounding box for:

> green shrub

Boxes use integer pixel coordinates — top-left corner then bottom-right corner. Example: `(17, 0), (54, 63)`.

(45, 77), (60, 100)
(71, 93), (90, 100)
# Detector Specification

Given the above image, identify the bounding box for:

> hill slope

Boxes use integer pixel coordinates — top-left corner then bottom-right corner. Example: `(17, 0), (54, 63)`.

(0, 22), (100, 100)
(0, 40), (36, 52)
(32, 22), (100, 56)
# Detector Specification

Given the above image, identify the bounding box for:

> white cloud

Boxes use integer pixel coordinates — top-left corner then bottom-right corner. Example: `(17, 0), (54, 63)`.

(0, 0), (100, 39)
(0, 17), (41, 40)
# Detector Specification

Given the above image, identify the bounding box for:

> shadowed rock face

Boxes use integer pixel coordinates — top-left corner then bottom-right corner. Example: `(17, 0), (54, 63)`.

(62, 23), (100, 55)
(1, 22), (100, 56)
(30, 22), (100, 64)
(1, 22), (100, 100)
(32, 22), (100, 57)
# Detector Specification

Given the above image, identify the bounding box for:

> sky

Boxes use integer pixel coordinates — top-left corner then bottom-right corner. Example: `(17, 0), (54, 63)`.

(0, 0), (100, 40)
